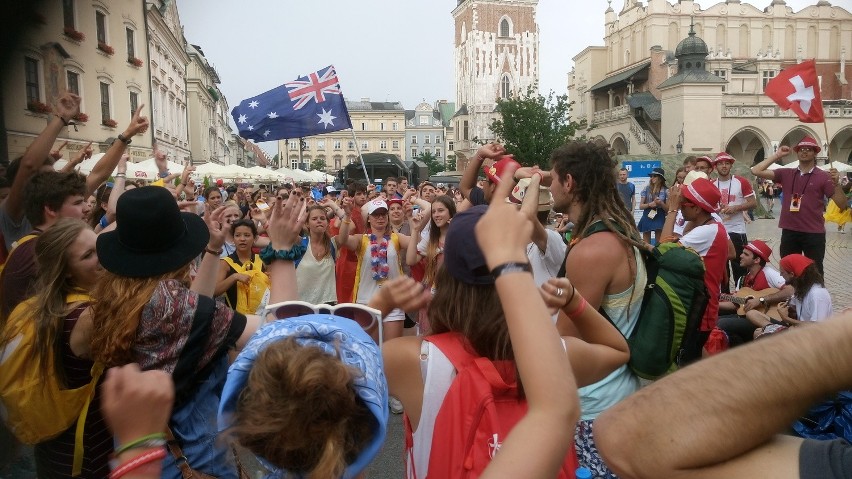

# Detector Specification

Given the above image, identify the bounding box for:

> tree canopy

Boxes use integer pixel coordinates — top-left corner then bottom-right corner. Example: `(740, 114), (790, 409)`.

(415, 151), (445, 175)
(488, 85), (585, 168)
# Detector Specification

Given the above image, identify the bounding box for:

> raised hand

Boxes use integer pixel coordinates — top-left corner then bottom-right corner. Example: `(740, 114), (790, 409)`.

(101, 364), (173, 445)
(368, 277), (428, 317)
(73, 141), (94, 165)
(54, 92), (81, 122)
(204, 204), (228, 250)
(123, 104), (149, 138)
(268, 192), (306, 250)
(476, 142), (507, 160)
(475, 162), (533, 268)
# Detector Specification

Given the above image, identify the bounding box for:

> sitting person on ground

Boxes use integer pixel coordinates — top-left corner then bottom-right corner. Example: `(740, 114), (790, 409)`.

(746, 253), (833, 338)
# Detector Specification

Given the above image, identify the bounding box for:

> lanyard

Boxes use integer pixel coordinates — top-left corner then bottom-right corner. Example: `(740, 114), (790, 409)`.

(790, 169), (813, 198)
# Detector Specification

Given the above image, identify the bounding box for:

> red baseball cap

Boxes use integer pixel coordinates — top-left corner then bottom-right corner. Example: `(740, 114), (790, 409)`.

(743, 240), (771, 262)
(483, 155), (521, 184)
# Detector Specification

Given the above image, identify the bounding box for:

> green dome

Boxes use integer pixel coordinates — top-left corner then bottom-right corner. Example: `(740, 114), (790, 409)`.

(675, 30), (709, 57)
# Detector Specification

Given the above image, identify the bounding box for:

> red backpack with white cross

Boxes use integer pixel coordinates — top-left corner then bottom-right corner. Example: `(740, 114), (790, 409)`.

(406, 332), (579, 478)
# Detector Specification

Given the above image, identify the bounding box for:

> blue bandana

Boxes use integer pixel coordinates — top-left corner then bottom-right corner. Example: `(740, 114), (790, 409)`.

(218, 315), (389, 479)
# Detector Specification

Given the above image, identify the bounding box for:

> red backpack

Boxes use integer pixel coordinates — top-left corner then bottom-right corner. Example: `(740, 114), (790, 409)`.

(406, 332), (578, 478)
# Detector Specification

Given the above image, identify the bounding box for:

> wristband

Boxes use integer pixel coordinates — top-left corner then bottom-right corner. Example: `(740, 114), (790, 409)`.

(205, 247), (223, 256)
(114, 173), (126, 178)
(565, 297), (588, 318)
(114, 433), (167, 455)
(60, 116), (72, 126)
(158, 171), (170, 178)
(99, 215), (109, 229)
(110, 448), (166, 479)
(490, 261), (532, 279)
(259, 243), (306, 264)
(117, 133), (132, 145)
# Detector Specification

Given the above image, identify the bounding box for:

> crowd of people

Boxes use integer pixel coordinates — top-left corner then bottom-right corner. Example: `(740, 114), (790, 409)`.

(1, 92), (851, 479)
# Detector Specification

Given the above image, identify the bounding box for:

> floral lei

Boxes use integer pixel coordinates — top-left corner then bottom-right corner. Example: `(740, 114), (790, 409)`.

(369, 234), (391, 281)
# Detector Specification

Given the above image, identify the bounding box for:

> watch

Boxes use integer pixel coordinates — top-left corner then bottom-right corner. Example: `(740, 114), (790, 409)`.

(759, 297), (766, 304)
(117, 133), (132, 145)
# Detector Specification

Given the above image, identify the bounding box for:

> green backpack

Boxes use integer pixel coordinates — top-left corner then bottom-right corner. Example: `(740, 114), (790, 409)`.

(564, 222), (709, 380)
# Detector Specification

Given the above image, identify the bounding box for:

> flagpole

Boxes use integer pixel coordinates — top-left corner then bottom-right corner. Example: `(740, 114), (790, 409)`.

(821, 121), (833, 169)
(349, 129), (371, 183)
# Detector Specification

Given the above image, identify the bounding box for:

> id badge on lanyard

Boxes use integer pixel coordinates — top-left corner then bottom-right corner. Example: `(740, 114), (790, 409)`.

(789, 194), (802, 212)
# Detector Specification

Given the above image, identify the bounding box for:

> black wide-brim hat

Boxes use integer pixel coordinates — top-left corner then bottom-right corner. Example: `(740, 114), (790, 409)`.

(97, 186), (209, 278)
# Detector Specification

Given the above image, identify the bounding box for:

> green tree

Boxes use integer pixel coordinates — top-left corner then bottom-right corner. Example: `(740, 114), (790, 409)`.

(488, 85), (585, 168)
(445, 155), (457, 172)
(310, 158), (327, 171)
(415, 151), (444, 175)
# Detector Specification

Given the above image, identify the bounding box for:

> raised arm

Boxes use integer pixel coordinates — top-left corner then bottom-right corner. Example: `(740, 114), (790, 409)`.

(86, 105), (149, 197)
(478, 164), (579, 479)
(750, 145), (788, 181)
(460, 143), (505, 200)
(7, 92), (80, 222)
(94, 155), (128, 233)
(59, 141), (92, 173)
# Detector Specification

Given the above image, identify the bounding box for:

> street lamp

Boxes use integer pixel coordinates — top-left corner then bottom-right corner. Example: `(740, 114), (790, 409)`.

(676, 127), (685, 154)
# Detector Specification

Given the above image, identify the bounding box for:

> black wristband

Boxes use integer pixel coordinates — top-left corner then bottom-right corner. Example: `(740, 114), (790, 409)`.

(117, 133), (132, 145)
(490, 261), (532, 279)
(59, 116), (71, 126)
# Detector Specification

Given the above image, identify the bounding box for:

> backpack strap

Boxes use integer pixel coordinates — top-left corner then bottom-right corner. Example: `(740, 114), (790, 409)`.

(426, 332), (478, 372)
(172, 295), (216, 407)
(557, 220), (613, 278)
(222, 255), (242, 272)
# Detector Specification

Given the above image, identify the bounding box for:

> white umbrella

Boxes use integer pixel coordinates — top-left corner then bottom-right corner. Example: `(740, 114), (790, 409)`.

(126, 157), (185, 180)
(820, 162), (852, 173)
(194, 162), (232, 179)
(52, 153), (106, 174)
(275, 167), (312, 182)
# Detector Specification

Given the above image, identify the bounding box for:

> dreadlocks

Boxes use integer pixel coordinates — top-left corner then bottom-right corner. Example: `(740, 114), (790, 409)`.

(550, 139), (645, 250)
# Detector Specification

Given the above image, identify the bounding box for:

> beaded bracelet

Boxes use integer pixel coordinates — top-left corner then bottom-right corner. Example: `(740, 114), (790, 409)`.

(109, 448), (166, 479)
(259, 243), (307, 265)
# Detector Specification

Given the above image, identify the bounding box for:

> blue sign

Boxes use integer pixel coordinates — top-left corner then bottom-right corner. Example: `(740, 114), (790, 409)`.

(622, 160), (661, 178)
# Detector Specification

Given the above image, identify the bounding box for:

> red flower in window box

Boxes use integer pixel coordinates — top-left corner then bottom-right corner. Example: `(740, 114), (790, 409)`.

(102, 118), (118, 128)
(73, 112), (89, 123)
(128, 57), (144, 68)
(26, 100), (52, 114)
(97, 42), (114, 55)
(63, 27), (85, 42)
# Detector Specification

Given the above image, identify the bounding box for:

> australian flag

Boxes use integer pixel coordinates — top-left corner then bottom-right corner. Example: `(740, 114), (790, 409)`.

(232, 65), (352, 142)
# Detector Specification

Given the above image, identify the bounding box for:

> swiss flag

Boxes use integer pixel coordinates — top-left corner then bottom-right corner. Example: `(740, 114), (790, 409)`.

(764, 60), (824, 123)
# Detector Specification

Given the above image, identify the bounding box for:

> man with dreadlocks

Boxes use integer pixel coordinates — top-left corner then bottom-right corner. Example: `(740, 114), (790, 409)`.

(549, 139), (649, 478)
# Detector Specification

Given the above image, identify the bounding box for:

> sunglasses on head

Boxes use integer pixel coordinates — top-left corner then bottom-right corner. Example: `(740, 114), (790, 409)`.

(263, 301), (384, 345)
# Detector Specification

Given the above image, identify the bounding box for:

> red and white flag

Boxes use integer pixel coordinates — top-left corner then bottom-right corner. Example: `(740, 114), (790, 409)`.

(764, 59), (824, 123)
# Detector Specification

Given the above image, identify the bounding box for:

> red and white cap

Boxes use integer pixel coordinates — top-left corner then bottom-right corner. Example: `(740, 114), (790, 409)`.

(713, 152), (736, 165)
(794, 136), (821, 153)
(743, 240), (771, 262)
(483, 155), (521, 184)
(681, 178), (721, 214)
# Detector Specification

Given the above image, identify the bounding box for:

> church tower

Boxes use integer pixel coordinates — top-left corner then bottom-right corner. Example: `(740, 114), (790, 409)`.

(451, 0), (539, 165)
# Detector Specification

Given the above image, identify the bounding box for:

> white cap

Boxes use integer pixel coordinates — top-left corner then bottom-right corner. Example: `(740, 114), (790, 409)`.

(367, 199), (388, 215)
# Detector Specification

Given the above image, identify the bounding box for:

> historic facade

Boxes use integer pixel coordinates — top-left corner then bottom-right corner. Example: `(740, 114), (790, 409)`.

(146, 0), (191, 164)
(451, 0), (540, 169)
(569, 0), (852, 164)
(405, 102), (447, 165)
(277, 99), (406, 173)
(185, 43), (232, 165)
(3, 0), (153, 162)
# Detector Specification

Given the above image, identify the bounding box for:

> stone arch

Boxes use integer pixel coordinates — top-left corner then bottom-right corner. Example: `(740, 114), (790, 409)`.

(725, 127), (770, 165)
(829, 125), (852, 164)
(780, 126), (821, 164)
(498, 16), (513, 38)
(610, 133), (629, 155)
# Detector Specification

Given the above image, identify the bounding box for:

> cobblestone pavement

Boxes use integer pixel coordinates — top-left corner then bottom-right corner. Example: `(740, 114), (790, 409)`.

(747, 202), (851, 311)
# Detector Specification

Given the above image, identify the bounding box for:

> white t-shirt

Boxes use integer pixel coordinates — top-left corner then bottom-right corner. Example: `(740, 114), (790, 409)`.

(296, 240), (337, 304)
(527, 229), (567, 323)
(715, 175), (755, 234)
(673, 212), (724, 237)
(735, 266), (785, 291)
(790, 285), (833, 322)
(679, 222), (727, 256)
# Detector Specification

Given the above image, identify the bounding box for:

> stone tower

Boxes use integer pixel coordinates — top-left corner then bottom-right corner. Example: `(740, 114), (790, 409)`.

(451, 0), (539, 162)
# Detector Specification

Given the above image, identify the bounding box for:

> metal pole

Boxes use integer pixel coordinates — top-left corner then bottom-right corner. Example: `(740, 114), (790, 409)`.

(349, 129), (370, 182)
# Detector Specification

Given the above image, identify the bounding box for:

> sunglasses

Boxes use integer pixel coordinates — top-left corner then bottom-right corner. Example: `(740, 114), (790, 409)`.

(263, 301), (384, 345)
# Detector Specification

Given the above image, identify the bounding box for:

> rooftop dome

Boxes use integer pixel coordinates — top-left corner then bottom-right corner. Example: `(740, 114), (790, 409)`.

(675, 22), (709, 57)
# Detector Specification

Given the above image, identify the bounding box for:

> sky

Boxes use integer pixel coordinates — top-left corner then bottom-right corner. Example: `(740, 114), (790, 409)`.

(179, 0), (820, 156)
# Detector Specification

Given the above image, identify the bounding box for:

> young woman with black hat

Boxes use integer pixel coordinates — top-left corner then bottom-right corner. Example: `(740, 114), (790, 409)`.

(89, 186), (304, 478)
(637, 167), (668, 245)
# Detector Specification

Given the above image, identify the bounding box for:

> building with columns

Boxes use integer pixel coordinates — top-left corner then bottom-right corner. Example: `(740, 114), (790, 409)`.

(146, 0), (190, 164)
(3, 0), (153, 162)
(451, 0), (540, 170)
(569, 0), (852, 165)
(277, 99), (406, 173)
(186, 43), (233, 165)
